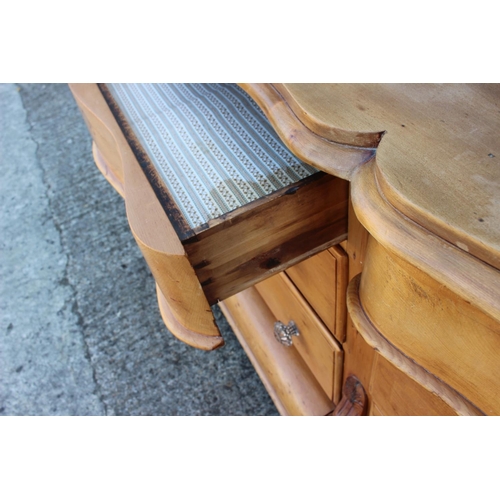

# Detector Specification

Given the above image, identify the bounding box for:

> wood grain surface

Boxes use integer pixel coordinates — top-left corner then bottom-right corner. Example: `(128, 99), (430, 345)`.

(239, 83), (376, 180)
(347, 274), (484, 416)
(285, 249), (338, 336)
(351, 158), (500, 326)
(246, 84), (500, 271)
(360, 237), (500, 415)
(185, 172), (349, 304)
(368, 354), (458, 416)
(73, 82), (500, 415)
(221, 287), (335, 416)
(69, 83), (223, 349)
(255, 272), (343, 403)
(285, 244), (348, 343)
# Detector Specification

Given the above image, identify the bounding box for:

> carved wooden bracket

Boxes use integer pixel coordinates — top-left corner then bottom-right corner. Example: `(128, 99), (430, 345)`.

(330, 375), (367, 416)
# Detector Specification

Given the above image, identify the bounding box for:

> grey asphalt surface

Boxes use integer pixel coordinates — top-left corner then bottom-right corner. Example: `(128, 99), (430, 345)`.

(0, 83), (278, 415)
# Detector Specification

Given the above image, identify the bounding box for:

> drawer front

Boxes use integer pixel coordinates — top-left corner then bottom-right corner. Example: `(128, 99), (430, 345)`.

(285, 245), (348, 343)
(255, 272), (343, 403)
(221, 288), (336, 416)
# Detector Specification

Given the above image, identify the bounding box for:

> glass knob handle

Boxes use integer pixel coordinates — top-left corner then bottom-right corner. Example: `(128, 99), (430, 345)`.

(274, 320), (300, 347)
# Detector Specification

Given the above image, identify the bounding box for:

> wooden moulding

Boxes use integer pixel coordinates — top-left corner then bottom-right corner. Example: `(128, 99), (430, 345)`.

(272, 84), (385, 148)
(239, 84), (376, 181)
(360, 236), (500, 415)
(347, 274), (484, 416)
(329, 376), (367, 416)
(69, 83), (223, 350)
(220, 287), (335, 416)
(350, 158), (500, 328)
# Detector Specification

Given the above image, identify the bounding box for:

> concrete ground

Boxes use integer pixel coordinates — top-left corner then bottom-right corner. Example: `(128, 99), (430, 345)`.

(0, 83), (278, 416)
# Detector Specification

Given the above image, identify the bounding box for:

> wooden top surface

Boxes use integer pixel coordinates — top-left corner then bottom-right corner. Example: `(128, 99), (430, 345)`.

(274, 84), (500, 270)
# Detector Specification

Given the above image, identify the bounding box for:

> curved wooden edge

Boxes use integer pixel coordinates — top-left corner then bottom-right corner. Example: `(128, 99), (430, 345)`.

(273, 84), (385, 148)
(69, 84), (125, 188)
(69, 83), (222, 345)
(374, 162), (500, 272)
(239, 83), (375, 181)
(157, 284), (224, 351)
(92, 141), (125, 198)
(347, 274), (484, 416)
(350, 158), (500, 325)
(122, 135), (221, 341)
(329, 376), (367, 416)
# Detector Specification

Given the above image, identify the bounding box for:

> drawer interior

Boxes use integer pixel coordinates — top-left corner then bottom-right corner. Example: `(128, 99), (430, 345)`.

(71, 82), (366, 348)
(102, 83), (319, 234)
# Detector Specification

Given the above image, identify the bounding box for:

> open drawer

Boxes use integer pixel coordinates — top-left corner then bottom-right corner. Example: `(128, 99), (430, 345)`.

(70, 83), (370, 350)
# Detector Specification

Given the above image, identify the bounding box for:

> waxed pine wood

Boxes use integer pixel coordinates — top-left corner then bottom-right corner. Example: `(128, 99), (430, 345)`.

(254, 272), (343, 403)
(92, 142), (124, 197)
(360, 237), (500, 415)
(285, 250), (338, 335)
(70, 83), (223, 350)
(71, 82), (500, 415)
(70, 83), (359, 350)
(343, 195), (372, 392)
(275, 83), (499, 257)
(236, 84), (500, 415)
(220, 288), (335, 416)
(185, 172), (349, 304)
(239, 83), (376, 180)
(246, 83), (500, 271)
(347, 274), (484, 416)
(285, 245), (348, 343)
(368, 354), (458, 416)
(327, 245), (348, 342)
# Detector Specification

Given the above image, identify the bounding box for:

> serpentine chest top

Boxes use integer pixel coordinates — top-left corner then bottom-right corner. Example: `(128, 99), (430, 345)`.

(243, 84), (500, 314)
(276, 84), (500, 266)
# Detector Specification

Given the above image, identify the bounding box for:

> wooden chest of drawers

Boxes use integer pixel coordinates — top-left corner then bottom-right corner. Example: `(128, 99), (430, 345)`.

(70, 82), (500, 416)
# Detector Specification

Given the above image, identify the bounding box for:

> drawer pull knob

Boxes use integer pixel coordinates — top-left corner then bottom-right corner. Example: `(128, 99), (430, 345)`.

(274, 320), (300, 346)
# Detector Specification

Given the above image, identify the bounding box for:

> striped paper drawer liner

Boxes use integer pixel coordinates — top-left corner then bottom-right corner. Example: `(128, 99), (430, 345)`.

(104, 83), (318, 229)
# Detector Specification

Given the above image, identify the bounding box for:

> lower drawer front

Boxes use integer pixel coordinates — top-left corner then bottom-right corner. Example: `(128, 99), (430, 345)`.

(221, 288), (336, 416)
(255, 272), (343, 403)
